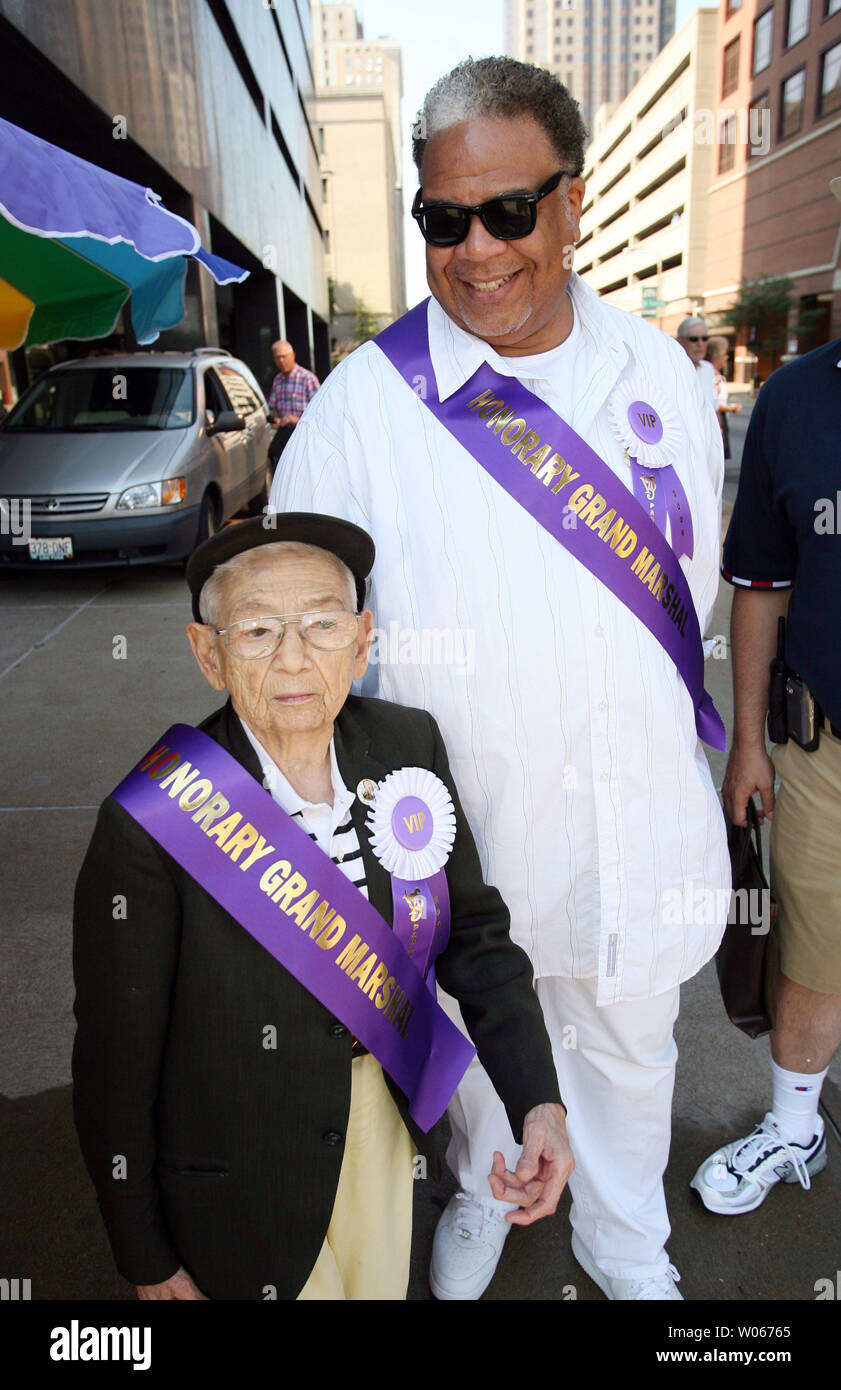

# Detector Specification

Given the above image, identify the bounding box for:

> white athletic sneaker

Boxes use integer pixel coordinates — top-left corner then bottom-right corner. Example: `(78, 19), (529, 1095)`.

(690, 1112), (827, 1215)
(429, 1192), (512, 1300)
(571, 1231), (683, 1300)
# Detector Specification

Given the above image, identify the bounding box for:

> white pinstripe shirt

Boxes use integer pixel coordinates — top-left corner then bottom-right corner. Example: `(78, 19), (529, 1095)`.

(270, 272), (730, 1004)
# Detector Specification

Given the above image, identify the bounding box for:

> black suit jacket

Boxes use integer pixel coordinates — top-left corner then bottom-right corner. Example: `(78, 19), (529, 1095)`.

(72, 696), (560, 1300)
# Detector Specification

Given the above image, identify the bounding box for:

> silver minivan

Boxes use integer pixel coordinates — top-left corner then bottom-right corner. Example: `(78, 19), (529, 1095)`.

(0, 349), (271, 569)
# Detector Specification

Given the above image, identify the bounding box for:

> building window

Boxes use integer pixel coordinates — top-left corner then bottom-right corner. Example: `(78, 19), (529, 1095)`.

(779, 68), (806, 135)
(826, 0), (841, 15)
(786, 0), (810, 45)
(753, 9), (774, 74)
(723, 36), (741, 94)
(719, 115), (738, 171)
(818, 40), (841, 115)
(749, 91), (771, 154)
(726, 0), (743, 13)
(317, 127), (325, 155)
(321, 177), (328, 203)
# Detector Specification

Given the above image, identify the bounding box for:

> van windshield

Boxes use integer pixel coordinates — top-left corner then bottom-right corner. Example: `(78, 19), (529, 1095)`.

(3, 367), (194, 431)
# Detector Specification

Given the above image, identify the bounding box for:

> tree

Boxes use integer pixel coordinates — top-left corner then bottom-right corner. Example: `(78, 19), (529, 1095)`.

(721, 274), (793, 371)
(353, 297), (379, 345)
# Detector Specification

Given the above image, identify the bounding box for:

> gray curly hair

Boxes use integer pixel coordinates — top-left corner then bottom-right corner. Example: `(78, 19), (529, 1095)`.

(412, 56), (587, 178)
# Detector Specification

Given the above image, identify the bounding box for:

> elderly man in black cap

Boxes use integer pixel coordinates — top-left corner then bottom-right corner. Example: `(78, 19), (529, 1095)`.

(72, 515), (570, 1301)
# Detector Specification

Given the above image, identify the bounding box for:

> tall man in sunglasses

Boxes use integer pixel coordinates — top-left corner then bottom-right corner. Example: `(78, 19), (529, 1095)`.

(270, 56), (728, 1301)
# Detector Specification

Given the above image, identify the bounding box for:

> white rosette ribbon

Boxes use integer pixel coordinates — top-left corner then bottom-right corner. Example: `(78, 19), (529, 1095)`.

(607, 378), (683, 469)
(366, 766), (456, 881)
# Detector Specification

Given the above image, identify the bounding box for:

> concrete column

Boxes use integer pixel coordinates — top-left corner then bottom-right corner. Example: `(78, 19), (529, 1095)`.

(190, 199), (220, 347)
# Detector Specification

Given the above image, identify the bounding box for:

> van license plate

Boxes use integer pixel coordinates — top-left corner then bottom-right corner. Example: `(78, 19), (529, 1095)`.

(28, 537), (74, 561)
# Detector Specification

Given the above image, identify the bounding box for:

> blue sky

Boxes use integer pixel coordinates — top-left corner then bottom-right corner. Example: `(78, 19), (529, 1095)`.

(355, 0), (704, 303)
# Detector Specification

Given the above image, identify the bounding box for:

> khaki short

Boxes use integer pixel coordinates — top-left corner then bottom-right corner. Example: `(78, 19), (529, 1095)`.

(770, 731), (841, 995)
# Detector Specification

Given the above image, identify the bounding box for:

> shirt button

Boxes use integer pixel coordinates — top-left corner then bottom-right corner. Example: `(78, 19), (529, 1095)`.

(594, 625), (605, 637)
(329, 1022), (348, 1038)
(598, 700), (608, 712)
(600, 771), (609, 783)
(323, 1130), (343, 1146)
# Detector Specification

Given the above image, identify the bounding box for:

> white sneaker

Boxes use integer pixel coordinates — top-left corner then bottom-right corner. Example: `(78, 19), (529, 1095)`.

(429, 1192), (512, 1300)
(690, 1112), (827, 1215)
(572, 1231), (683, 1300)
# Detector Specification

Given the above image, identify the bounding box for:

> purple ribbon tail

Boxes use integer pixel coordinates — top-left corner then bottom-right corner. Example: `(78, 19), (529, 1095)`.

(664, 467), (694, 560)
(697, 690), (727, 751)
(409, 1025), (475, 1131)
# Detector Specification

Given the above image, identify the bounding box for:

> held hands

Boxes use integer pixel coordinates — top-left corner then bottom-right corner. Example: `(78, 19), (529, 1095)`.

(488, 1102), (574, 1225)
(136, 1265), (207, 1300)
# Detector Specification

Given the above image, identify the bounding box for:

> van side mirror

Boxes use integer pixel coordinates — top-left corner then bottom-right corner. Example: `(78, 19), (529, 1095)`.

(206, 410), (246, 436)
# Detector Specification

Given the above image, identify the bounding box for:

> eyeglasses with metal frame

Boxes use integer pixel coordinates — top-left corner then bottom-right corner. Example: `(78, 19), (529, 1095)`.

(411, 169), (574, 247)
(213, 610), (360, 659)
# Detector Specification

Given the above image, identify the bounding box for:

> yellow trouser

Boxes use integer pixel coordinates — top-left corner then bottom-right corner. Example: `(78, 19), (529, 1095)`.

(297, 1053), (416, 1300)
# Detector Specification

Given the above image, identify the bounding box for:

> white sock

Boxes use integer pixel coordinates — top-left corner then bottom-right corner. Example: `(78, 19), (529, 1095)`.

(770, 1058), (827, 1146)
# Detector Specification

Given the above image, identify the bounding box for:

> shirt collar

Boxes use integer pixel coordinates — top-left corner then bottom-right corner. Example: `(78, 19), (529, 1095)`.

(238, 717), (355, 820)
(427, 271), (628, 402)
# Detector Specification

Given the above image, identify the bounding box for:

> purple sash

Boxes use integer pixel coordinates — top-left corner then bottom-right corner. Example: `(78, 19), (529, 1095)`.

(110, 724), (475, 1132)
(375, 301), (725, 751)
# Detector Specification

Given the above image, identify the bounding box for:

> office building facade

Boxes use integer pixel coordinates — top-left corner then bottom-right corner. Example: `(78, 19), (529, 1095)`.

(505, 0), (676, 137)
(704, 0), (841, 376)
(0, 0), (330, 395)
(311, 3), (405, 346)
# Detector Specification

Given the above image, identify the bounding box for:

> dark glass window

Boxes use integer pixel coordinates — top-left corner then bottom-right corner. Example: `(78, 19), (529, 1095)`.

(5, 368), (194, 432)
(753, 9), (774, 73)
(748, 92), (771, 155)
(785, 0), (810, 46)
(818, 40), (841, 116)
(779, 68), (806, 136)
(723, 36), (741, 95)
(719, 115), (738, 171)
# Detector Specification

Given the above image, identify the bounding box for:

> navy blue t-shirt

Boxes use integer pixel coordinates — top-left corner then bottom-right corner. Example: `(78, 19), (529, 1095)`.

(722, 337), (841, 727)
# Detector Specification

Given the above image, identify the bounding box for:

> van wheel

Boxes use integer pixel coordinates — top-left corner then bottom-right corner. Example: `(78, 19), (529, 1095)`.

(195, 492), (220, 547)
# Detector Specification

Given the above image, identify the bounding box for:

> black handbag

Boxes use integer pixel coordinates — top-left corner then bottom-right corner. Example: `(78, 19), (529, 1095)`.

(715, 799), (778, 1038)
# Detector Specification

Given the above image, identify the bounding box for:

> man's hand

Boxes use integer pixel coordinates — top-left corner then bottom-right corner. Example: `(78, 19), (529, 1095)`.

(722, 741), (776, 825)
(136, 1266), (207, 1300)
(488, 1102), (573, 1226)
(276, 413), (299, 427)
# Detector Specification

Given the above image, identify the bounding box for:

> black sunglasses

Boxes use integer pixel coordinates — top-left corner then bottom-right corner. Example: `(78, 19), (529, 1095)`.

(411, 170), (573, 247)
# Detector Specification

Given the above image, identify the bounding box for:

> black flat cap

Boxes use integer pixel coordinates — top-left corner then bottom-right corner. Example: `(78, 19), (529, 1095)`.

(186, 513), (375, 621)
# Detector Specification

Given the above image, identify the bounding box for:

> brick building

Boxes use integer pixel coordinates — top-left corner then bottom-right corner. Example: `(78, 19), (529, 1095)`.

(704, 0), (841, 380)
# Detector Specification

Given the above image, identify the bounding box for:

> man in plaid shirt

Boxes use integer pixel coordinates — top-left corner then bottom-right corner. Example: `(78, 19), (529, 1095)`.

(267, 341), (320, 475)
(268, 340), (320, 427)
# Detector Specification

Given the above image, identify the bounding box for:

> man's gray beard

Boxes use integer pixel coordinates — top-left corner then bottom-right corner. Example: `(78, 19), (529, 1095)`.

(455, 296), (534, 344)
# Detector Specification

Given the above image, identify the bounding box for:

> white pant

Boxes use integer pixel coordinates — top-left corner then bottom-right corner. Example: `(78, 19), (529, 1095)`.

(443, 976), (680, 1281)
